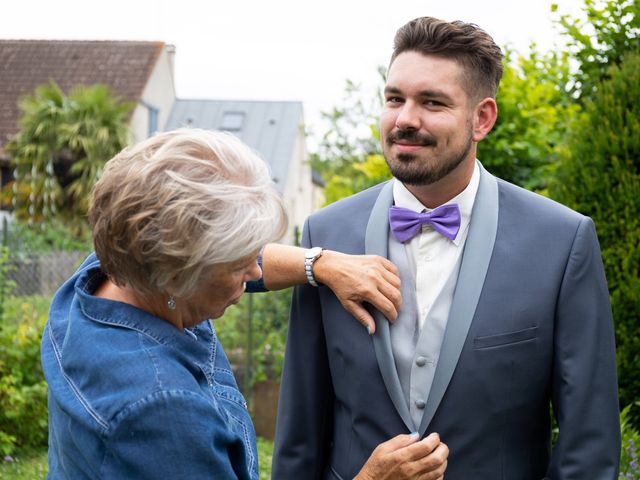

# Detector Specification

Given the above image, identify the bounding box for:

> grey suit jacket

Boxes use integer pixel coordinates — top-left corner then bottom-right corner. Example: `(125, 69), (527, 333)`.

(272, 164), (620, 480)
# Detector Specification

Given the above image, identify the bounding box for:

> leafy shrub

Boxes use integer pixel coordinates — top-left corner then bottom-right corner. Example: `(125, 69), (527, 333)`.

(215, 288), (292, 391)
(620, 403), (640, 479)
(3, 219), (92, 257)
(0, 248), (15, 322)
(0, 296), (50, 455)
(479, 48), (579, 192)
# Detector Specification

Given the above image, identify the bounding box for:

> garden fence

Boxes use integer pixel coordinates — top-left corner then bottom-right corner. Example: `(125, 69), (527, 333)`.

(8, 250), (89, 296)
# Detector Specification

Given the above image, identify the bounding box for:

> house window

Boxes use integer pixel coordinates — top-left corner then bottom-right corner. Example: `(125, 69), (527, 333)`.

(148, 106), (159, 136)
(220, 112), (245, 131)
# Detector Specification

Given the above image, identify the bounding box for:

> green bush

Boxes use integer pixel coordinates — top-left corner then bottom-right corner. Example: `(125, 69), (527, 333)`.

(479, 48), (578, 192)
(2, 219), (92, 256)
(550, 50), (640, 427)
(0, 248), (14, 321)
(215, 288), (291, 391)
(620, 403), (640, 479)
(0, 296), (50, 455)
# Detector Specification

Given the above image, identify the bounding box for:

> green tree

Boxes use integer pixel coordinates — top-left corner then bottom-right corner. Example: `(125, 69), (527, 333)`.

(5, 81), (132, 236)
(550, 51), (640, 427)
(321, 153), (391, 204)
(479, 48), (579, 191)
(554, 0), (640, 101)
(310, 73), (392, 205)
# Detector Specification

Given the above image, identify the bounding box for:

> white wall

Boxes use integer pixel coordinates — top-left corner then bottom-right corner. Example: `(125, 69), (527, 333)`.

(130, 46), (176, 143)
(281, 127), (312, 245)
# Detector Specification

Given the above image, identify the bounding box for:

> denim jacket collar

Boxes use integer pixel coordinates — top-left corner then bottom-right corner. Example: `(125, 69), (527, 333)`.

(73, 255), (212, 356)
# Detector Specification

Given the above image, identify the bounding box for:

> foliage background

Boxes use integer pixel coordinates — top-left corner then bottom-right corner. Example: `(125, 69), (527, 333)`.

(0, 295), (49, 456)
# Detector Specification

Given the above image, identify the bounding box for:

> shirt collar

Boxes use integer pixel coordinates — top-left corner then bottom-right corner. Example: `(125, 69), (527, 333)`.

(392, 161), (480, 245)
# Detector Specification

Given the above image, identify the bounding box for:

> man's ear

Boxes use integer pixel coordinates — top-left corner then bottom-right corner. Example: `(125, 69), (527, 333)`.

(472, 97), (497, 142)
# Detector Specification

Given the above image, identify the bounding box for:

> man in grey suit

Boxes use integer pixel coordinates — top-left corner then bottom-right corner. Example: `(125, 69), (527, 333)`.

(272, 16), (621, 480)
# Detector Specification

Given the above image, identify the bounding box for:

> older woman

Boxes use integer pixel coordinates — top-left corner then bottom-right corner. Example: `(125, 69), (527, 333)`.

(42, 128), (446, 479)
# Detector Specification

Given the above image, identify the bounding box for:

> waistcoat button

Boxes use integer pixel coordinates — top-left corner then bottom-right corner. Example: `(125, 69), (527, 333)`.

(415, 356), (427, 367)
(415, 399), (426, 409)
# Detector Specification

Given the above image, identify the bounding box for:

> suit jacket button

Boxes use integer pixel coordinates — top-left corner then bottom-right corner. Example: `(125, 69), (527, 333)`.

(415, 356), (427, 367)
(415, 399), (426, 409)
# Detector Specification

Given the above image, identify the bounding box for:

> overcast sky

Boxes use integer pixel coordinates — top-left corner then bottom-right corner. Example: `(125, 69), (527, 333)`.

(4, 0), (584, 139)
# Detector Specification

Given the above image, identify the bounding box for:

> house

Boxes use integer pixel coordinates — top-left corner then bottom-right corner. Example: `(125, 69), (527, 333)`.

(0, 40), (176, 166)
(0, 39), (318, 245)
(166, 99), (314, 244)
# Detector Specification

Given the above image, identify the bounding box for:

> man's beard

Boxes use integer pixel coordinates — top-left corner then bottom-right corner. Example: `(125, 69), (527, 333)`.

(384, 128), (473, 186)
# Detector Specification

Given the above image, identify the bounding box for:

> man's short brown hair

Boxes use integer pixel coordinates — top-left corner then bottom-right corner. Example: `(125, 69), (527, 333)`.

(391, 16), (504, 101)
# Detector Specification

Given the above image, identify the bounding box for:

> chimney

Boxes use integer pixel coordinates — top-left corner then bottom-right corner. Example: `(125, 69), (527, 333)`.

(166, 43), (176, 80)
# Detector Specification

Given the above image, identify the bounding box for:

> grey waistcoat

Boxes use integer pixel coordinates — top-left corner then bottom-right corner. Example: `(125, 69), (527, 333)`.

(388, 234), (464, 430)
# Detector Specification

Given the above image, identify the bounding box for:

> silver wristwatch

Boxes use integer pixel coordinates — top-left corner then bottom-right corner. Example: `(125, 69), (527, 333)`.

(304, 247), (324, 287)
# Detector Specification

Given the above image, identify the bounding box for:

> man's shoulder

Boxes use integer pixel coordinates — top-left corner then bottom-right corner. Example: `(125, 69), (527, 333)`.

(495, 177), (585, 225)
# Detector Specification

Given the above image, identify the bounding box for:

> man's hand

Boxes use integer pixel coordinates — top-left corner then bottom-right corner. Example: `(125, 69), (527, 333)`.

(313, 251), (402, 334)
(355, 432), (448, 480)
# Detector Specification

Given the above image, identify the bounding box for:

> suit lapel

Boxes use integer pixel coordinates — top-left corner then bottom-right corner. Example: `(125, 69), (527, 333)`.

(365, 181), (415, 432)
(418, 163), (499, 434)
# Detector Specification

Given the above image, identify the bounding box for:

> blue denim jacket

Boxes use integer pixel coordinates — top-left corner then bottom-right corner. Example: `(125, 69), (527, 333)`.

(42, 253), (259, 479)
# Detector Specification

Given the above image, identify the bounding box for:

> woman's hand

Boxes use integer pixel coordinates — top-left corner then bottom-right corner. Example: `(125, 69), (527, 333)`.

(260, 244), (401, 334)
(313, 250), (402, 334)
(355, 433), (448, 480)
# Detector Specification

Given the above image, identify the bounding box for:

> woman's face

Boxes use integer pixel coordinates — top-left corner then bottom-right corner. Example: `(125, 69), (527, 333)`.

(184, 250), (262, 323)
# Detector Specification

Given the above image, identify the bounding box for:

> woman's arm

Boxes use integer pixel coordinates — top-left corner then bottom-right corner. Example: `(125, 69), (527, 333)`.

(260, 244), (401, 334)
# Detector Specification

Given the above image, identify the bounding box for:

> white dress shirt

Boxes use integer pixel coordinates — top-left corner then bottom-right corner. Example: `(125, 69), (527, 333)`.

(392, 162), (480, 330)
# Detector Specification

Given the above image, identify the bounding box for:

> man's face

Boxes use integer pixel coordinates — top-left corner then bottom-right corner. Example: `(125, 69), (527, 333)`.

(380, 51), (477, 186)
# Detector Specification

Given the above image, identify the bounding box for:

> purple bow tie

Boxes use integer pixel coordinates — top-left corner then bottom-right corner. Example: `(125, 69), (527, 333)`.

(389, 204), (461, 242)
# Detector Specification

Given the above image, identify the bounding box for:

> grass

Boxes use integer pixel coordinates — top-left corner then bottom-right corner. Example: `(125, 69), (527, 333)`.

(257, 436), (274, 479)
(0, 438), (275, 479)
(0, 449), (47, 480)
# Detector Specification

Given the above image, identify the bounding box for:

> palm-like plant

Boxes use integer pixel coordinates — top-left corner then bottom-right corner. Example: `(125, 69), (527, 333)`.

(5, 80), (132, 236)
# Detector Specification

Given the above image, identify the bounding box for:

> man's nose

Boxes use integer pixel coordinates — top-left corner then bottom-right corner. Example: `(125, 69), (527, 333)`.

(395, 102), (421, 130)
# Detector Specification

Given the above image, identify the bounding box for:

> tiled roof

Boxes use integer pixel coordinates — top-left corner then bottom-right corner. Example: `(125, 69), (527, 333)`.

(166, 99), (305, 194)
(0, 39), (165, 155)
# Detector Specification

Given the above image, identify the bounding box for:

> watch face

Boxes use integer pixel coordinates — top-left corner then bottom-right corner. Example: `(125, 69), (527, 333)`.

(306, 247), (322, 259)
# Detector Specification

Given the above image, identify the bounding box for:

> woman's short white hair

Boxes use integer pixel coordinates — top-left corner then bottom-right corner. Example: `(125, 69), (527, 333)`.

(89, 128), (288, 297)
